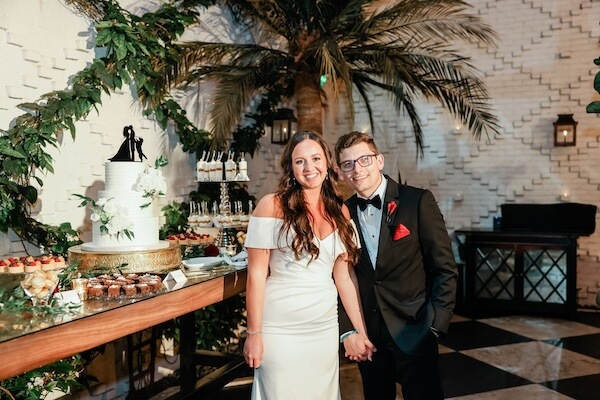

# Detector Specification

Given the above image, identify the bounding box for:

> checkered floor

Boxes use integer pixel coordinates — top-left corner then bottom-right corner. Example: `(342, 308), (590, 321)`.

(340, 311), (600, 400)
(216, 311), (600, 399)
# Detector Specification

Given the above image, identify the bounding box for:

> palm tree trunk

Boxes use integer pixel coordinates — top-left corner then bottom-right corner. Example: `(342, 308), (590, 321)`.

(294, 72), (323, 135)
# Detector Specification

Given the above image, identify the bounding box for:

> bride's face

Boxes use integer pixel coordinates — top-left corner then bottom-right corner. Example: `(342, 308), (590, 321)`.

(291, 139), (328, 191)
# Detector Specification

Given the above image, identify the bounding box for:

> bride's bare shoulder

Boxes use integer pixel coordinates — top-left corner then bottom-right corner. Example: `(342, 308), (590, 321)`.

(253, 193), (284, 218)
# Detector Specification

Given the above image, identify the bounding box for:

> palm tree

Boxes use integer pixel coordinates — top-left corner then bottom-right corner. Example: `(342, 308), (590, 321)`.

(156, 0), (500, 154)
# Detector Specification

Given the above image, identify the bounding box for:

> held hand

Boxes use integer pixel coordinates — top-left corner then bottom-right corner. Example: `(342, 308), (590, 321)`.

(243, 334), (264, 368)
(343, 332), (377, 362)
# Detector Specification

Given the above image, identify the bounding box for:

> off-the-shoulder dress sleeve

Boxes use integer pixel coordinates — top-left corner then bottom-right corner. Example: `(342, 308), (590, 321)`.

(244, 216), (283, 249)
(333, 220), (361, 260)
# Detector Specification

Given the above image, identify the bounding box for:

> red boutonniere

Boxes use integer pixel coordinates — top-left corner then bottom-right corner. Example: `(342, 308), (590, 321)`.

(385, 201), (398, 224)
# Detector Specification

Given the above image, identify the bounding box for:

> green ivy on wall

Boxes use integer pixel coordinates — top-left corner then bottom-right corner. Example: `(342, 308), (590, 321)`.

(0, 0), (215, 253)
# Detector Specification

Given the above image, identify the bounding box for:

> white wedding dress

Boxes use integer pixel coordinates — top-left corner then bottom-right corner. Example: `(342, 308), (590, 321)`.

(245, 216), (349, 400)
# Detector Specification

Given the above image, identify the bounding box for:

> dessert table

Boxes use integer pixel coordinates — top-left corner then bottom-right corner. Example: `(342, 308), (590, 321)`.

(0, 267), (247, 385)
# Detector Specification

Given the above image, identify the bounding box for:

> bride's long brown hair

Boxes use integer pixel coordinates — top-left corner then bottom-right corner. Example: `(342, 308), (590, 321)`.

(276, 131), (359, 266)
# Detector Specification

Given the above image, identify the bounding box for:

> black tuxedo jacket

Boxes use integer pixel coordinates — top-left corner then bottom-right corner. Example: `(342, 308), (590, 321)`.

(345, 177), (457, 355)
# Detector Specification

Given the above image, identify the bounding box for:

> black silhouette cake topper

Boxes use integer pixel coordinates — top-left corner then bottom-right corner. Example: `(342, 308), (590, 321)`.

(109, 125), (146, 161)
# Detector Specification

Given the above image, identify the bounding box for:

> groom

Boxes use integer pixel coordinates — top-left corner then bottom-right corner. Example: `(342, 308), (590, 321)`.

(334, 131), (458, 400)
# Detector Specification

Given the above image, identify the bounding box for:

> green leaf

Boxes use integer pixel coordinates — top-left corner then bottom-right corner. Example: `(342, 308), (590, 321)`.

(73, 194), (93, 206)
(95, 27), (112, 46)
(155, 155), (168, 168)
(65, 118), (77, 139)
(18, 102), (42, 112)
(586, 101), (600, 114)
(113, 33), (127, 60)
(593, 71), (600, 94)
(0, 145), (26, 158)
(20, 185), (38, 203)
(89, 87), (102, 104)
(0, 178), (19, 193)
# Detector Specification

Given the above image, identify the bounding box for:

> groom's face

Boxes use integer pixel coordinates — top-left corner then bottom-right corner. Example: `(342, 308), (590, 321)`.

(336, 142), (384, 198)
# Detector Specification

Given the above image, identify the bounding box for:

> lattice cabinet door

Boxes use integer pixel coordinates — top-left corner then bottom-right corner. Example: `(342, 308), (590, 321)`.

(460, 232), (577, 317)
(522, 247), (568, 305)
(473, 246), (516, 301)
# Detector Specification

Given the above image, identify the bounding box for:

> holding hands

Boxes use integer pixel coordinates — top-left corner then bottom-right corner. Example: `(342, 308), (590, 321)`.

(343, 331), (376, 362)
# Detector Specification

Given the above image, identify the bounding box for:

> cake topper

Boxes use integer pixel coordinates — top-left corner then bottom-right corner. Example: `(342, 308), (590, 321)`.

(135, 138), (147, 161)
(109, 125), (145, 161)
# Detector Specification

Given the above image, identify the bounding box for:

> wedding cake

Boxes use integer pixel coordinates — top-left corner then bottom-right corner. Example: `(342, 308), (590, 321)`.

(69, 128), (181, 274)
(81, 161), (169, 252)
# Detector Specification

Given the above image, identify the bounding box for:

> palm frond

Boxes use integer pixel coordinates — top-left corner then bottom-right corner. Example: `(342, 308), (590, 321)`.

(345, 37), (498, 152)
(148, 0), (500, 153)
(172, 42), (288, 84)
(206, 56), (296, 146)
(352, 77), (377, 136)
(348, 0), (497, 50)
(224, 0), (303, 42)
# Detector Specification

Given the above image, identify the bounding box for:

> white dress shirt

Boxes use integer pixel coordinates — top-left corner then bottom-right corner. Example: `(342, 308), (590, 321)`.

(357, 176), (387, 268)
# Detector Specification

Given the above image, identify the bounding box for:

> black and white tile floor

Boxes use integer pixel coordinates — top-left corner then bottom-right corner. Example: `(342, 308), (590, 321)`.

(340, 311), (600, 400)
(216, 311), (600, 399)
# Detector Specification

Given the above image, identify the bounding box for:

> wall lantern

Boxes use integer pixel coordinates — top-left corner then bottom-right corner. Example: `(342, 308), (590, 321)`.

(553, 114), (577, 147)
(266, 108), (297, 145)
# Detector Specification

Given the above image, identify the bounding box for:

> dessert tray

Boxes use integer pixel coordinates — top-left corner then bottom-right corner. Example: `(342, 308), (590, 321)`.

(85, 272), (165, 300)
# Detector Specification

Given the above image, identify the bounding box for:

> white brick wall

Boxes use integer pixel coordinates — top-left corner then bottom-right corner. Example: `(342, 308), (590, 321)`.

(1, 0), (600, 306)
(248, 0), (600, 307)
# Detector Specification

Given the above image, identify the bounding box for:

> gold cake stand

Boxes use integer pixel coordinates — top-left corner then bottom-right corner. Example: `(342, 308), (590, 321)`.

(68, 242), (182, 274)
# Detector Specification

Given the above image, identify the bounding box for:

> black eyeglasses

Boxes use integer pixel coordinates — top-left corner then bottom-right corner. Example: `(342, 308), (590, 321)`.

(338, 154), (378, 172)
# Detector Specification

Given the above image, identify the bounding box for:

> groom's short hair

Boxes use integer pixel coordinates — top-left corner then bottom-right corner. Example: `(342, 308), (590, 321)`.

(334, 131), (379, 164)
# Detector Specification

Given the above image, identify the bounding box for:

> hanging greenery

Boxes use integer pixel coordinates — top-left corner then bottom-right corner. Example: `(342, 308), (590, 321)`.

(0, 0), (215, 252)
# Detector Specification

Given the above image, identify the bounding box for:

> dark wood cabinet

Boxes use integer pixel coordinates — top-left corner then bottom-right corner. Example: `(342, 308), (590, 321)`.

(455, 229), (578, 317)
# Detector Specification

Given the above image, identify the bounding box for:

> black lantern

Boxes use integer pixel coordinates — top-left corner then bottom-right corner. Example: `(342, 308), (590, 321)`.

(267, 108), (297, 145)
(553, 114), (577, 147)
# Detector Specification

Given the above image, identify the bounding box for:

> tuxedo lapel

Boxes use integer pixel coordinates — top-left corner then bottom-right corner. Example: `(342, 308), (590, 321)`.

(348, 195), (376, 274)
(375, 178), (401, 273)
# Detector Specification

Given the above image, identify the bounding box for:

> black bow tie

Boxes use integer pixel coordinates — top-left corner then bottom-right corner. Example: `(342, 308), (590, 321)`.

(357, 195), (382, 211)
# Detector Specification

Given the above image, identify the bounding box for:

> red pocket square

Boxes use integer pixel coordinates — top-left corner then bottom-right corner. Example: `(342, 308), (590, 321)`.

(393, 224), (411, 241)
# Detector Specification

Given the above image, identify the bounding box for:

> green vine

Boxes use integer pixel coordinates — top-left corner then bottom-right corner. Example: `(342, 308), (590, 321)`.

(0, 0), (215, 252)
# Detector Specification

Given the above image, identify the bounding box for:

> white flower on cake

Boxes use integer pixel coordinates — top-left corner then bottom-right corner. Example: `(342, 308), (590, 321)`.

(75, 195), (134, 240)
(136, 156), (168, 209)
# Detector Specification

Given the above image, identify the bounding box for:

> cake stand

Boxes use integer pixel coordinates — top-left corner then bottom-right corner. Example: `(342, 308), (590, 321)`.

(68, 242), (182, 274)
